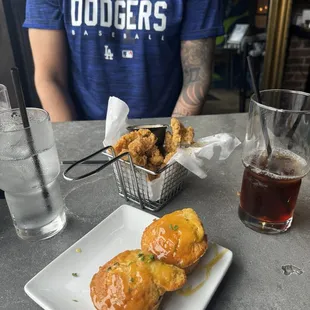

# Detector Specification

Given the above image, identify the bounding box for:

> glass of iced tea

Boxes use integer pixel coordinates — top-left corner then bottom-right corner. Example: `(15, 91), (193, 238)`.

(239, 89), (310, 234)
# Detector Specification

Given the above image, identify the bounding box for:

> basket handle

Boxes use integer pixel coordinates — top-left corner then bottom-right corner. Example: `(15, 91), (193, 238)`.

(62, 145), (145, 209)
(63, 146), (124, 181)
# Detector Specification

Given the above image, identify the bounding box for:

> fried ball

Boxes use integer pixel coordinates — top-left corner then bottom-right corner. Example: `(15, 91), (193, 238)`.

(90, 250), (186, 310)
(141, 208), (208, 273)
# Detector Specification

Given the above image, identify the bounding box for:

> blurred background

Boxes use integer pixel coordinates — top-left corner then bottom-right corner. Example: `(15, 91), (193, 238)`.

(0, 0), (309, 114)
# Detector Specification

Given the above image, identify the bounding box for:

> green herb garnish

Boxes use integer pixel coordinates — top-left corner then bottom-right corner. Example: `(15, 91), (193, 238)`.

(130, 277), (134, 282)
(169, 224), (179, 231)
(138, 253), (144, 257)
(139, 255), (145, 261)
(72, 273), (78, 277)
(146, 254), (155, 263)
(107, 267), (112, 271)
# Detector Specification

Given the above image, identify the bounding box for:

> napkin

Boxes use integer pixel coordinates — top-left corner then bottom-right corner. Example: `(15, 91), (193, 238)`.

(103, 97), (241, 201)
(103, 97), (129, 147)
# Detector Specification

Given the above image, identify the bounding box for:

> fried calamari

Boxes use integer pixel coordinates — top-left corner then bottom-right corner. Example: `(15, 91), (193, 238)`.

(112, 119), (195, 179)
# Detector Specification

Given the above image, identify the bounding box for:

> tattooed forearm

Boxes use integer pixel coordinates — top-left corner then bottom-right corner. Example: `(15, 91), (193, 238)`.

(173, 38), (215, 117)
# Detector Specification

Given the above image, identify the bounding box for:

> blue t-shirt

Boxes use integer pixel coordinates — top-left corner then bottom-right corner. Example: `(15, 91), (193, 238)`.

(24, 0), (224, 120)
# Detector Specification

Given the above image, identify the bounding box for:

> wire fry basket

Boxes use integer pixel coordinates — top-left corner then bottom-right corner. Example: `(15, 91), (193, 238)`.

(63, 146), (188, 212)
(105, 151), (188, 211)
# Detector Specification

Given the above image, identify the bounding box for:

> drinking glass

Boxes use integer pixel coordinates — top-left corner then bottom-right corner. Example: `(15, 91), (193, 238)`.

(0, 108), (66, 240)
(239, 89), (310, 234)
(0, 84), (11, 110)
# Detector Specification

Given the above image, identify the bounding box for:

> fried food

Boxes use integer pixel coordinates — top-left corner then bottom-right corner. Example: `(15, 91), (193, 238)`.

(128, 132), (157, 156)
(127, 137), (152, 166)
(163, 151), (175, 165)
(163, 119), (195, 164)
(147, 146), (164, 167)
(112, 119), (195, 177)
(146, 147), (164, 180)
(146, 163), (161, 181)
(114, 130), (156, 156)
(170, 117), (183, 148)
(141, 208), (208, 273)
(164, 132), (174, 154)
(113, 131), (140, 155)
(115, 148), (147, 166)
(182, 125), (194, 145)
(171, 118), (195, 147)
(90, 249), (186, 310)
(113, 129), (157, 168)
(132, 154), (148, 167)
(128, 137), (149, 155)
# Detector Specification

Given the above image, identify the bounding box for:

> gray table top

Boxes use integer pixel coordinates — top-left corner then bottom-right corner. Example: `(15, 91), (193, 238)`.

(0, 114), (309, 310)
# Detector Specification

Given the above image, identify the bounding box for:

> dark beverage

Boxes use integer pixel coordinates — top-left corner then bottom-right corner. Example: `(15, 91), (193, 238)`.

(239, 150), (306, 233)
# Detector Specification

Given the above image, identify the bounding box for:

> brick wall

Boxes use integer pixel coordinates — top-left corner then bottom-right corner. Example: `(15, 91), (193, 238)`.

(282, 0), (310, 91)
(282, 36), (310, 90)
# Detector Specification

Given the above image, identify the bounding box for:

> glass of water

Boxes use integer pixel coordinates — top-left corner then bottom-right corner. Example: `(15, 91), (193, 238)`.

(0, 108), (66, 240)
(0, 84), (11, 110)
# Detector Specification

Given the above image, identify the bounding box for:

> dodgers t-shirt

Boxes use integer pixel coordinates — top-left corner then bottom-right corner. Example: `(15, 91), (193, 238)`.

(24, 0), (224, 120)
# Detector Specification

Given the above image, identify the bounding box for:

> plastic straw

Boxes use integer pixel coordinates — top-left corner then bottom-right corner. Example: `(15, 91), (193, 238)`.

(247, 56), (272, 157)
(11, 67), (52, 212)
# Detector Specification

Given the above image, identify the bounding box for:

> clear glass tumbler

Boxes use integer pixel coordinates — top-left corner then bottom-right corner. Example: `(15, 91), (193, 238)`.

(0, 108), (66, 240)
(0, 84), (11, 110)
(239, 90), (310, 234)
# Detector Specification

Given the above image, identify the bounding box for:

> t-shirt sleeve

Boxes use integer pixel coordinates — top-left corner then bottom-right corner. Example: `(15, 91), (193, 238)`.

(181, 0), (224, 41)
(23, 0), (64, 30)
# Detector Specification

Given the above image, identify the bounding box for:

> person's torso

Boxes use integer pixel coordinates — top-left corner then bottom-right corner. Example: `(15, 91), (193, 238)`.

(60, 0), (185, 119)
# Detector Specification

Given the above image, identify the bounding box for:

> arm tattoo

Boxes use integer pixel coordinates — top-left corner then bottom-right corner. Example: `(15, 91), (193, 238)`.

(173, 38), (215, 116)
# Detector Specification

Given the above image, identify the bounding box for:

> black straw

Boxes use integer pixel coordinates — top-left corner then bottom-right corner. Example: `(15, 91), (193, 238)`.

(11, 69), (30, 128)
(11, 67), (52, 212)
(247, 56), (272, 157)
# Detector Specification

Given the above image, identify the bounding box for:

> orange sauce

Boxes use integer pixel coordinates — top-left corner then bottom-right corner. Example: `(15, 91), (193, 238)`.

(178, 280), (206, 296)
(147, 211), (206, 266)
(178, 246), (228, 296)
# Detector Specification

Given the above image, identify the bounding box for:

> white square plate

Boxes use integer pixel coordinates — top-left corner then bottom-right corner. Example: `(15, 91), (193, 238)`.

(25, 205), (233, 310)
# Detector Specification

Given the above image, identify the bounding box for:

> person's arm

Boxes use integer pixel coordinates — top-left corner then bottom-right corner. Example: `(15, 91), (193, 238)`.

(29, 29), (76, 122)
(172, 37), (215, 117)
